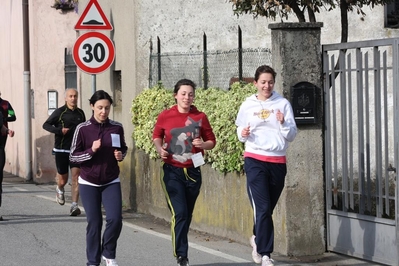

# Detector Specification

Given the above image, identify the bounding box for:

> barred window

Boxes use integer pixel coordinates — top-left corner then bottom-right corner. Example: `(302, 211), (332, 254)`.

(385, 1), (399, 28)
(64, 48), (77, 89)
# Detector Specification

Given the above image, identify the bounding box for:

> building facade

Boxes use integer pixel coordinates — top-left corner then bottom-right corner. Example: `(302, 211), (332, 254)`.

(1, 0), (399, 258)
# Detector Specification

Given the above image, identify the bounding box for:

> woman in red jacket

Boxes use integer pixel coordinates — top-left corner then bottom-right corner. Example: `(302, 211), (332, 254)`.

(152, 79), (216, 266)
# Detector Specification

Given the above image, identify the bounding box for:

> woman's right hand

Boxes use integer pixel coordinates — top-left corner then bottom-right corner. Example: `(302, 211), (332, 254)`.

(92, 139), (101, 152)
(241, 125), (250, 137)
(158, 143), (169, 159)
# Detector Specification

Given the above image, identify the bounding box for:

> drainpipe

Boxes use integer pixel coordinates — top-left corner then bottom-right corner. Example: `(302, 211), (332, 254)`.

(22, 0), (32, 181)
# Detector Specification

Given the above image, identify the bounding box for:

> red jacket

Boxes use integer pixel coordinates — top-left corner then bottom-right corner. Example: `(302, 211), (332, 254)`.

(153, 105), (216, 168)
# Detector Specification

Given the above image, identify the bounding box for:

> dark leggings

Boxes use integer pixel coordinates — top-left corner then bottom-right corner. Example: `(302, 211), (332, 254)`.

(0, 135), (7, 207)
(79, 182), (123, 266)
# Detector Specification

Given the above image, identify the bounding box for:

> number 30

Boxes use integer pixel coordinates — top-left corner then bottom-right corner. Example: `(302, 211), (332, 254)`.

(82, 43), (105, 63)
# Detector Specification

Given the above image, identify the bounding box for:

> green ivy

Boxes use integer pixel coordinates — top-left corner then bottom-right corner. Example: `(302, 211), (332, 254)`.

(130, 82), (257, 173)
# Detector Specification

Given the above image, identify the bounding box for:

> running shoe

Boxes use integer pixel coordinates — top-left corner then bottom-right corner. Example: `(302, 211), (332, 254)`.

(250, 235), (262, 264)
(55, 186), (65, 205)
(70, 204), (81, 216)
(176, 256), (189, 266)
(102, 256), (118, 266)
(261, 255), (274, 266)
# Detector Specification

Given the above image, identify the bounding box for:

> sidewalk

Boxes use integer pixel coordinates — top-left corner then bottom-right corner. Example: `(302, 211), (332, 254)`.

(2, 172), (385, 266)
(121, 208), (384, 266)
(121, 209), (384, 266)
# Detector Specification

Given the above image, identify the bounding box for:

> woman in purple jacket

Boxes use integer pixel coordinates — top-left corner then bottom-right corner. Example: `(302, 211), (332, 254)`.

(70, 90), (128, 266)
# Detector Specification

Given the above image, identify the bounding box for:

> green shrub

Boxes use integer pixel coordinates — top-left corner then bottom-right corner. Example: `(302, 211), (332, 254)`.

(130, 82), (257, 173)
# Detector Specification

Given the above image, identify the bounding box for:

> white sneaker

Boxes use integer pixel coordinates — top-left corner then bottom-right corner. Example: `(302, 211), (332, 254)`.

(250, 235), (262, 264)
(55, 186), (65, 205)
(261, 255), (274, 266)
(102, 255), (118, 266)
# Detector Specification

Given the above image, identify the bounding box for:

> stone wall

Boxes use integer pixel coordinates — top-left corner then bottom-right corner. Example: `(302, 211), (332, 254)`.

(269, 22), (325, 255)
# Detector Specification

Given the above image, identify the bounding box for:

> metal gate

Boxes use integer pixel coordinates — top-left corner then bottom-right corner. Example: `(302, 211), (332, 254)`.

(323, 38), (399, 265)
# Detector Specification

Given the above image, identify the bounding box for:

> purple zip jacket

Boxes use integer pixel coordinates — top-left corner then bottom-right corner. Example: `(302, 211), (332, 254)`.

(69, 116), (128, 185)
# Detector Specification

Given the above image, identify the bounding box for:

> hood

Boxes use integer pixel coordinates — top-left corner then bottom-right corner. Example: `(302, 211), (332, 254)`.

(246, 91), (282, 102)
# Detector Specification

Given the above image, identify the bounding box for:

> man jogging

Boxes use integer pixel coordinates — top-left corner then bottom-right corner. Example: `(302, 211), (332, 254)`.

(43, 88), (86, 216)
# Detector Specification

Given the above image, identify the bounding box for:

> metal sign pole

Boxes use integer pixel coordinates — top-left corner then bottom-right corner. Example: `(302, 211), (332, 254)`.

(92, 74), (96, 94)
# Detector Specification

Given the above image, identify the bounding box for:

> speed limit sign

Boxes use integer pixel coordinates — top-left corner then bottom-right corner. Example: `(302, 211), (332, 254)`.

(73, 32), (115, 74)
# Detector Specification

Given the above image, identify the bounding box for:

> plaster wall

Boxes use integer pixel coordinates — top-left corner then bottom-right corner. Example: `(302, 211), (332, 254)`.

(29, 1), (81, 182)
(0, 1), (29, 178)
(0, 0), (85, 182)
(133, 2), (399, 89)
(75, 0), (138, 206)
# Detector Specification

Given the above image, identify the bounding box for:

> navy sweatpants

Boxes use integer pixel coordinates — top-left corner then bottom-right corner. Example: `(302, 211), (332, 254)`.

(161, 163), (202, 258)
(79, 182), (123, 266)
(244, 157), (286, 257)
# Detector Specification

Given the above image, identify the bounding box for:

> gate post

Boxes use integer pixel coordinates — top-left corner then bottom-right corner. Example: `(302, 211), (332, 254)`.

(268, 22), (325, 256)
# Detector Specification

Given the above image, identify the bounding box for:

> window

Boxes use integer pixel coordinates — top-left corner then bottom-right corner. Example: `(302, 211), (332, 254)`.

(385, 1), (399, 28)
(64, 48), (77, 89)
(113, 70), (122, 107)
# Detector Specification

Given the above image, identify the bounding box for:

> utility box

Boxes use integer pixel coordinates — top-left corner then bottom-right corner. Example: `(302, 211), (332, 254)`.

(291, 82), (318, 125)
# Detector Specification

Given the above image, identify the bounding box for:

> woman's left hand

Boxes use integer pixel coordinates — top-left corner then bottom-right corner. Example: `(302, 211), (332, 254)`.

(192, 138), (204, 149)
(114, 149), (122, 161)
(276, 109), (285, 124)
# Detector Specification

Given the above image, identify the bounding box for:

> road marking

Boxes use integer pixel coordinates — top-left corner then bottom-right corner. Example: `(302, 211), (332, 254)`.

(36, 195), (55, 201)
(35, 194), (250, 263)
(123, 222), (250, 263)
(13, 187), (28, 191)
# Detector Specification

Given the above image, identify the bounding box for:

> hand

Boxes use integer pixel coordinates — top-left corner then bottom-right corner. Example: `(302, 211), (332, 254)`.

(192, 138), (204, 149)
(276, 109), (285, 124)
(114, 149), (122, 161)
(241, 125), (250, 137)
(158, 145), (169, 159)
(62, 128), (70, 135)
(8, 129), (14, 137)
(92, 139), (101, 152)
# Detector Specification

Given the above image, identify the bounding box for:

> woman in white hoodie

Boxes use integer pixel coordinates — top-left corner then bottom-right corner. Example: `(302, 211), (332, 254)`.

(235, 65), (297, 266)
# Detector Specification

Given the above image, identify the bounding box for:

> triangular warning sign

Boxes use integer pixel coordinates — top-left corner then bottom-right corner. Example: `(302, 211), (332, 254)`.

(75, 0), (113, 30)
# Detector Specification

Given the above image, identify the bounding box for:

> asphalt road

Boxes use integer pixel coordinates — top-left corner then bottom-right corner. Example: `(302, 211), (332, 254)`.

(0, 173), (383, 266)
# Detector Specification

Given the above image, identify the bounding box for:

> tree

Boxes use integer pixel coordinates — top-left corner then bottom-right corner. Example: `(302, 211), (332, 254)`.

(229, 0), (393, 43)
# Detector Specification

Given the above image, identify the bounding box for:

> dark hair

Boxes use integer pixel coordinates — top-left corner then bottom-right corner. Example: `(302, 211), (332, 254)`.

(89, 90), (113, 105)
(173, 79), (196, 94)
(254, 65), (277, 82)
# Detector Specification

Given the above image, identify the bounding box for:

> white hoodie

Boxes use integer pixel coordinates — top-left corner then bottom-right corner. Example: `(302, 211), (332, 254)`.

(235, 92), (297, 157)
